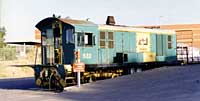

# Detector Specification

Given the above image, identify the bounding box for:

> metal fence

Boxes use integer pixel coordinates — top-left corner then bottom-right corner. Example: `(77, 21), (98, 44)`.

(177, 46), (200, 63)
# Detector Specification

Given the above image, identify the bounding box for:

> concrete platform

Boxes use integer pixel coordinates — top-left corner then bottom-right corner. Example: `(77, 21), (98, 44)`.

(1, 64), (200, 101)
(62, 64), (200, 101)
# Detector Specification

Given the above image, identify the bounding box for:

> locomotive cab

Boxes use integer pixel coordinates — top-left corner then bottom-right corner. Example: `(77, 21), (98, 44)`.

(38, 19), (75, 65)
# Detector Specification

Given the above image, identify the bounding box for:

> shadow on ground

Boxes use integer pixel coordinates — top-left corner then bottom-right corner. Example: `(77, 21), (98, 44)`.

(0, 77), (37, 90)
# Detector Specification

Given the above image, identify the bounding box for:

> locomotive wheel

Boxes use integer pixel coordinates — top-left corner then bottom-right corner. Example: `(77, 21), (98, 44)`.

(88, 76), (96, 83)
(49, 74), (64, 92)
(49, 68), (65, 92)
(35, 68), (49, 88)
(82, 74), (96, 83)
(130, 68), (136, 74)
(111, 74), (119, 78)
(36, 78), (42, 87)
(136, 68), (142, 73)
(59, 79), (67, 87)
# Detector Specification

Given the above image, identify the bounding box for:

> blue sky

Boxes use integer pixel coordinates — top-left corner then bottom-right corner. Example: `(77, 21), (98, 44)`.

(1, 0), (200, 41)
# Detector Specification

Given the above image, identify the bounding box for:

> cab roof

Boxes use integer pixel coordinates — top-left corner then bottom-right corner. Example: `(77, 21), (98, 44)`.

(35, 17), (97, 30)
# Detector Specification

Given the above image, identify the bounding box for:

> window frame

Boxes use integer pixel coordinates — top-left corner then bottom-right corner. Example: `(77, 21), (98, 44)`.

(66, 29), (74, 44)
(84, 33), (93, 46)
(99, 31), (114, 48)
(76, 32), (95, 47)
(100, 31), (106, 48)
(108, 32), (114, 48)
(168, 35), (172, 49)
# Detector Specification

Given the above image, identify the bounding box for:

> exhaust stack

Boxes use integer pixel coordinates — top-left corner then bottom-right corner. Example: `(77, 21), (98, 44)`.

(106, 16), (115, 25)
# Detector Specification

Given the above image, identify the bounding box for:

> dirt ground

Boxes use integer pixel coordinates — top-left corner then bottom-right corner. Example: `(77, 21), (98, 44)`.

(0, 60), (34, 78)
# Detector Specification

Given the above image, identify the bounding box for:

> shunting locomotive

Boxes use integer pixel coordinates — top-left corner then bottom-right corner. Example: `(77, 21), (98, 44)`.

(34, 16), (177, 91)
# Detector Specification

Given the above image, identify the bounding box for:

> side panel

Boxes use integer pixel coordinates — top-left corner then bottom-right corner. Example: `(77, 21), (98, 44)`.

(127, 32), (137, 63)
(136, 52), (143, 62)
(135, 32), (156, 62)
(74, 25), (99, 64)
(163, 34), (168, 56)
(151, 33), (177, 62)
(127, 52), (138, 62)
(156, 34), (163, 56)
(122, 32), (130, 52)
(129, 32), (136, 52)
(99, 48), (115, 64)
(136, 32), (151, 53)
(115, 32), (123, 52)
(98, 49), (107, 64)
(172, 34), (177, 56)
(150, 34), (156, 53)
(108, 48), (115, 64)
(81, 47), (98, 64)
(166, 34), (177, 61)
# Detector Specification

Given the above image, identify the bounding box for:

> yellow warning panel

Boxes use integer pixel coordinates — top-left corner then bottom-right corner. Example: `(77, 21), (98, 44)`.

(136, 33), (151, 52)
(143, 52), (156, 62)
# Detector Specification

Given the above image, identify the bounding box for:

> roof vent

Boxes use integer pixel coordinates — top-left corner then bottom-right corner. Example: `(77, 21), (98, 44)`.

(106, 16), (115, 25)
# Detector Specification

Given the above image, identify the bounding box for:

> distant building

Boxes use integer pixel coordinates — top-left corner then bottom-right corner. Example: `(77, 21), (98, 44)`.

(35, 29), (41, 42)
(136, 24), (200, 62)
(5, 29), (41, 60)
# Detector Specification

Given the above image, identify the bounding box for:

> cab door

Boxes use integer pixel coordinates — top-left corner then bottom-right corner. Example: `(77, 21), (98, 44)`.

(62, 27), (75, 64)
(98, 31), (114, 64)
(41, 29), (55, 65)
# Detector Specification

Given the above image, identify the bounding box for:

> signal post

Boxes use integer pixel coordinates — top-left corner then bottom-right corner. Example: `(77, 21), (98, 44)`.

(73, 49), (85, 87)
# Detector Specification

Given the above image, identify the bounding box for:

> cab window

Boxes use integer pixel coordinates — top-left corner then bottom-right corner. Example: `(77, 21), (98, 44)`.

(100, 31), (105, 48)
(168, 35), (172, 49)
(66, 29), (74, 44)
(77, 32), (95, 47)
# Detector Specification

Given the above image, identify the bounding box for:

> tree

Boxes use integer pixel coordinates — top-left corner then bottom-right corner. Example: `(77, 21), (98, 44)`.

(0, 26), (6, 48)
(0, 27), (17, 60)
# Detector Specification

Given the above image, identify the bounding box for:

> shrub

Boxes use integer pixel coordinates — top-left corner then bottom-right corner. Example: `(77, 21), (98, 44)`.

(0, 46), (17, 61)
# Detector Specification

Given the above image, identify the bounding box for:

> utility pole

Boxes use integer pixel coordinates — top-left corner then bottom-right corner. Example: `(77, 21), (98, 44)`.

(0, 0), (2, 28)
(0, 0), (1, 27)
